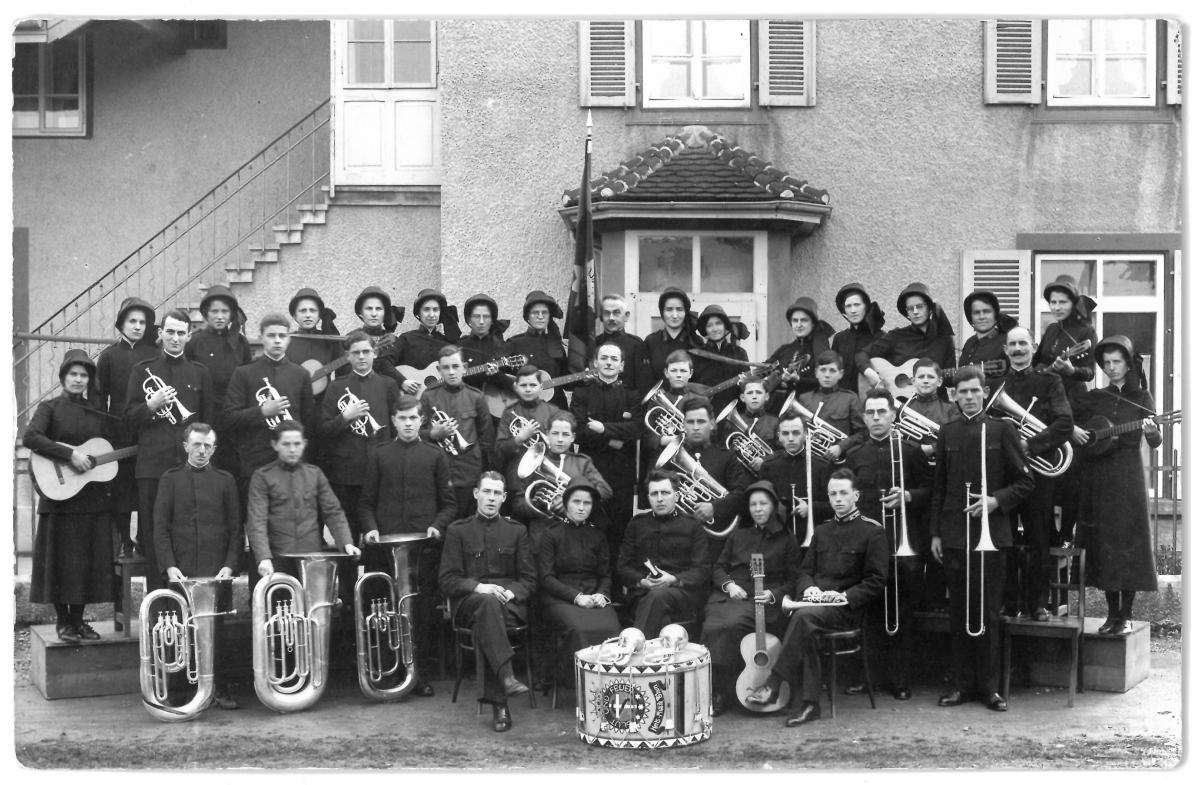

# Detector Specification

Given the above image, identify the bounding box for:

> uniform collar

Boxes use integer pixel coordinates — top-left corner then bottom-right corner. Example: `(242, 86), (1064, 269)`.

(275, 459), (302, 472)
(834, 509), (862, 525)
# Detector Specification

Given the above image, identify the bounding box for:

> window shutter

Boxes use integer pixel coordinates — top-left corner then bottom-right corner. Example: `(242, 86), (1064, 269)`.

(579, 21), (635, 107)
(960, 250), (1032, 337)
(758, 20), (814, 107)
(1167, 20), (1182, 105)
(984, 19), (1042, 104)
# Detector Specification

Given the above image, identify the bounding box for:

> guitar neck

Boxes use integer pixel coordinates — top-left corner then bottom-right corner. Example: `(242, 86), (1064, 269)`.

(312, 356), (350, 380)
(96, 446), (139, 466)
(753, 573), (766, 651)
(542, 369), (594, 389)
(1093, 413), (1179, 440)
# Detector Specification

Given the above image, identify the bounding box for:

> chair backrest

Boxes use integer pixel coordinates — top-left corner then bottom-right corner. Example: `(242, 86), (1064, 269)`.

(1047, 546), (1086, 621)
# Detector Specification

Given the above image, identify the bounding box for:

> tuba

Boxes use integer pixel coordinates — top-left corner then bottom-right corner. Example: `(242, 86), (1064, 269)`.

(139, 577), (234, 722)
(143, 369), (195, 426)
(252, 552), (347, 713)
(430, 407), (473, 455)
(517, 441), (571, 524)
(778, 391), (847, 463)
(355, 532), (429, 702)
(715, 400), (772, 476)
(256, 376), (294, 430)
(882, 431), (916, 636)
(986, 382), (1073, 477)
(655, 436), (740, 538)
(641, 381), (685, 439)
(338, 389), (385, 438)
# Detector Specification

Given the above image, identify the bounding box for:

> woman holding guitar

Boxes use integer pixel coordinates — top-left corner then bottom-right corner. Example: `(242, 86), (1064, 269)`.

(23, 349), (116, 643)
(699, 480), (802, 717)
(765, 296), (833, 402)
(1071, 336), (1163, 636)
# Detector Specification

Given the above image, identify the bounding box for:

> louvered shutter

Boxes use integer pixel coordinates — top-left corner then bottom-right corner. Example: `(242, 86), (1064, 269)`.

(758, 20), (814, 107)
(1167, 20), (1182, 105)
(579, 21), (635, 107)
(984, 19), (1042, 104)
(960, 250), (1032, 337)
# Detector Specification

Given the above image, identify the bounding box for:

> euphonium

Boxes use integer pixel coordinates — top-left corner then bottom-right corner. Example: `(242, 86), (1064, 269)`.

(252, 554), (343, 713)
(655, 436), (740, 538)
(338, 389), (384, 438)
(430, 406), (473, 455)
(894, 397), (941, 445)
(508, 412), (546, 445)
(641, 381), (685, 438)
(256, 376), (294, 430)
(517, 441), (571, 523)
(143, 369), (195, 425)
(139, 577), (233, 722)
(715, 399), (772, 475)
(986, 382), (1073, 477)
(355, 532), (429, 702)
(883, 430), (916, 636)
(966, 421), (999, 638)
(779, 391), (847, 462)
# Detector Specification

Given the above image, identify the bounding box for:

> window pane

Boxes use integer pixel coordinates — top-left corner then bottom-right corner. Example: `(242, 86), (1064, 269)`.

(1103, 259), (1156, 296)
(1052, 58), (1092, 96)
(349, 20), (385, 41)
(701, 60), (744, 100)
(699, 237), (753, 292)
(1051, 19), (1092, 52)
(393, 41), (431, 82)
(1104, 19), (1148, 52)
(47, 39), (81, 95)
(392, 20), (431, 41)
(645, 21), (689, 55)
(1041, 259), (1097, 296)
(13, 44), (38, 95)
(13, 97), (40, 129)
(639, 236), (692, 291)
(701, 21), (747, 56)
(45, 96), (81, 129)
(1104, 57), (1148, 96)
(646, 60), (690, 99)
(348, 42), (386, 83)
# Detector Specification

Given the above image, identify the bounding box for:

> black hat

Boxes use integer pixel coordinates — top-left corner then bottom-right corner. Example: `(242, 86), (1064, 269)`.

(355, 286), (392, 316)
(1094, 334), (1136, 367)
(895, 282), (935, 317)
(58, 348), (96, 380)
(745, 479), (780, 506)
(412, 288), (449, 316)
(463, 293), (499, 323)
(695, 304), (749, 341)
(658, 287), (691, 315)
(785, 297), (819, 323)
(562, 478), (600, 506)
(114, 297), (155, 331)
(962, 290), (1002, 319)
(289, 287), (326, 316)
(1043, 275), (1081, 304)
(523, 290), (563, 321)
(834, 282), (871, 315)
(199, 284), (239, 316)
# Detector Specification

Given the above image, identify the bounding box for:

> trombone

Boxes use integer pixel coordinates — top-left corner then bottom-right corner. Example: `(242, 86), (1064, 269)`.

(798, 431), (816, 547)
(882, 430), (916, 636)
(965, 421), (998, 638)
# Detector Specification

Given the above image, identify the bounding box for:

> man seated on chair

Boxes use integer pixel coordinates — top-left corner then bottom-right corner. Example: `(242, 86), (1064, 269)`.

(438, 471), (536, 733)
(746, 468), (888, 727)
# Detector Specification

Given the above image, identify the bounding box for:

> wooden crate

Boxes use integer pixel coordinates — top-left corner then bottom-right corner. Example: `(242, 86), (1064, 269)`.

(1014, 617), (1149, 694)
(30, 622), (140, 700)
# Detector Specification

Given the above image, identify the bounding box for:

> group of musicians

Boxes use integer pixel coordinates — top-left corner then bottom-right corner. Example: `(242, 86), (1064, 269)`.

(23, 275), (1165, 732)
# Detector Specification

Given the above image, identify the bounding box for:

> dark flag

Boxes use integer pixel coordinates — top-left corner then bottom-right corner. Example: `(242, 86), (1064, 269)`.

(565, 114), (597, 374)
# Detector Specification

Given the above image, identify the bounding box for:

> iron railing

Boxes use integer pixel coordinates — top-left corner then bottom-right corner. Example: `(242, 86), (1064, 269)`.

(11, 99), (331, 428)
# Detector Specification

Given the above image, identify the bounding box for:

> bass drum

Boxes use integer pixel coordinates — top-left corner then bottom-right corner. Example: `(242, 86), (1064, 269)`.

(574, 642), (712, 749)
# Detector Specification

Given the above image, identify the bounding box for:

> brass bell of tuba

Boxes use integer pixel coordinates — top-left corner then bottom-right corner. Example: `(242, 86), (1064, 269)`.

(139, 577), (234, 722)
(517, 441), (572, 524)
(655, 436), (740, 538)
(986, 382), (1073, 477)
(355, 532), (429, 701)
(778, 391), (847, 463)
(715, 399), (772, 475)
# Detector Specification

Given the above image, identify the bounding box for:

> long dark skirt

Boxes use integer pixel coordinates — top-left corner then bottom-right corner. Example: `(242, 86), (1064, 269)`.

(29, 511), (115, 604)
(1077, 445), (1158, 592)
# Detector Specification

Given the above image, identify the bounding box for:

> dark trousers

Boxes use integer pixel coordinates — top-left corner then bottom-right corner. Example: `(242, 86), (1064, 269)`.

(590, 450), (636, 571)
(1007, 476), (1055, 614)
(137, 479), (165, 591)
(770, 604), (859, 705)
(542, 600), (621, 683)
(944, 547), (1007, 695)
(1053, 461), (1083, 543)
(861, 556), (923, 688)
(330, 482), (364, 606)
(454, 593), (524, 703)
(629, 587), (700, 639)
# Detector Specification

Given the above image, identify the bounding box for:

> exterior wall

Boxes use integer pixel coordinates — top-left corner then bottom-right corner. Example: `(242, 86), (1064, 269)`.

(12, 19), (330, 327)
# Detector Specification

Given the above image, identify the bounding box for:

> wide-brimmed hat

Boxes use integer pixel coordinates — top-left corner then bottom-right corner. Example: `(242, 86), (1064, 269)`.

(695, 304), (749, 341)
(199, 284), (238, 316)
(786, 297), (819, 323)
(895, 282), (935, 317)
(745, 479), (780, 506)
(463, 293), (499, 322)
(58, 348), (96, 380)
(1094, 334), (1136, 366)
(523, 290), (563, 320)
(289, 287), (326, 316)
(114, 297), (155, 331)
(834, 282), (871, 314)
(1043, 275), (1081, 304)
(562, 477), (601, 505)
(412, 288), (448, 316)
(355, 286), (392, 316)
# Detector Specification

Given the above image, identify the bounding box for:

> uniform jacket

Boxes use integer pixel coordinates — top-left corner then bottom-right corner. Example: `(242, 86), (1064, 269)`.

(1033, 320), (1099, 411)
(844, 434), (933, 550)
(616, 511), (710, 600)
(317, 371), (399, 484)
(594, 330), (654, 394)
(538, 521), (612, 602)
(859, 322), (956, 373)
(24, 393), (113, 515)
(831, 321), (883, 387)
(997, 366), (1074, 456)
(418, 383), (495, 487)
(692, 339), (748, 412)
(153, 463), (242, 577)
(959, 329), (1009, 386)
(396, 326), (455, 383)
(95, 337), (159, 445)
(510, 451), (613, 519)
(717, 409), (780, 455)
(674, 441), (752, 529)
(124, 353), (215, 479)
(359, 324), (405, 387)
(222, 355), (317, 476)
(766, 334), (829, 394)
(246, 460), (354, 562)
(507, 329), (567, 382)
(494, 399), (562, 469)
(358, 437), (458, 536)
(644, 327), (702, 382)
(569, 378), (643, 460)
(796, 510), (889, 610)
(797, 387), (865, 454)
(903, 392), (961, 427)
(457, 332), (513, 389)
(756, 449), (834, 534)
(711, 515), (802, 601)
(438, 513), (537, 617)
(184, 326), (252, 406)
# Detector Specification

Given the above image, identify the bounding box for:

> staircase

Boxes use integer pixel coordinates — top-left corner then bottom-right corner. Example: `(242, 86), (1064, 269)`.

(12, 100), (333, 426)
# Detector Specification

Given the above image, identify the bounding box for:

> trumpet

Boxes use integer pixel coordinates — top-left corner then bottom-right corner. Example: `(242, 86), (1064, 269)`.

(139, 577), (234, 722)
(508, 412), (545, 446)
(715, 400), (772, 476)
(966, 421), (999, 638)
(641, 381), (685, 439)
(256, 376), (293, 430)
(338, 389), (384, 438)
(430, 407), (473, 455)
(882, 430), (916, 636)
(355, 532), (428, 701)
(517, 441), (571, 523)
(779, 391), (847, 463)
(655, 436), (740, 538)
(986, 382), (1073, 477)
(143, 369), (195, 425)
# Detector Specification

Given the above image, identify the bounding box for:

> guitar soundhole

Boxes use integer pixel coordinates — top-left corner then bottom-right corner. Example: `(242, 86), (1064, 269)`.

(753, 651), (768, 668)
(895, 373), (911, 389)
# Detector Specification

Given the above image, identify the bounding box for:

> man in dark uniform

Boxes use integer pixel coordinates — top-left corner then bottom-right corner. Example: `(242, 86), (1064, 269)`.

(438, 472), (536, 733)
(594, 293), (653, 395)
(996, 325), (1073, 621)
(153, 422), (241, 709)
(758, 411), (834, 542)
(673, 395), (753, 557)
(860, 282), (956, 392)
(930, 367), (1034, 712)
(745, 468), (889, 726)
(643, 287), (701, 383)
(395, 288), (458, 396)
(359, 394), (457, 697)
(507, 291), (569, 409)
(616, 470), (710, 636)
(184, 285), (252, 479)
(420, 345), (495, 517)
(958, 290), (1015, 389)
(124, 309), (216, 590)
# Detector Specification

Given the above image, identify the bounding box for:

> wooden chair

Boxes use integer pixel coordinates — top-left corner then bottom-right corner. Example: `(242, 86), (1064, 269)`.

(450, 615), (537, 710)
(819, 627), (876, 719)
(1001, 546), (1086, 707)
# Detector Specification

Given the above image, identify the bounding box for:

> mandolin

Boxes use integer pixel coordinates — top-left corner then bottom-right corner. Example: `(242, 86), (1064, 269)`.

(302, 333), (398, 395)
(29, 438), (138, 501)
(735, 553), (791, 713)
(1079, 410), (1181, 458)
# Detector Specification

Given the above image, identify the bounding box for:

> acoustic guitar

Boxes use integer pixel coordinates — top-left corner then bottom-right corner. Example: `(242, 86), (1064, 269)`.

(698, 354), (811, 399)
(1078, 410), (1181, 458)
(869, 358), (1009, 401)
(302, 333), (398, 395)
(486, 367), (599, 413)
(735, 553), (791, 713)
(397, 354), (528, 400)
(29, 438), (138, 501)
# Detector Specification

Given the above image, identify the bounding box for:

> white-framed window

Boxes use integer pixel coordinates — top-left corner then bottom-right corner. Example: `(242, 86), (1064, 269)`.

(345, 19), (436, 88)
(12, 35), (88, 137)
(641, 20), (751, 108)
(1046, 18), (1157, 107)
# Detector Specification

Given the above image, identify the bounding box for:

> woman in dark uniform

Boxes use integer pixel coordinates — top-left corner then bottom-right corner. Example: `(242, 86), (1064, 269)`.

(23, 349), (116, 642)
(691, 304), (749, 415)
(1072, 336), (1161, 635)
(536, 479), (620, 681)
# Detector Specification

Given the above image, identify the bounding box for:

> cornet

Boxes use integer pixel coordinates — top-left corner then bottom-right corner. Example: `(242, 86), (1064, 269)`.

(143, 369), (195, 425)
(430, 407), (473, 455)
(256, 376), (293, 430)
(641, 381), (685, 439)
(986, 382), (1073, 477)
(338, 389), (384, 438)
(355, 532), (428, 701)
(655, 436), (740, 538)
(516, 441), (571, 524)
(779, 391), (847, 462)
(965, 421), (998, 638)
(882, 430), (916, 636)
(716, 400), (772, 475)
